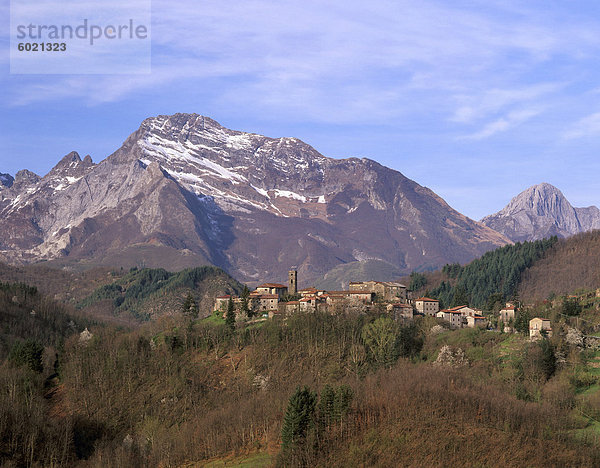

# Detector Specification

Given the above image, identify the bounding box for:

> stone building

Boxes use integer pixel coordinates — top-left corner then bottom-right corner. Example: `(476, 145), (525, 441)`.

(349, 281), (407, 301)
(436, 309), (463, 328)
(255, 283), (288, 299)
(214, 295), (232, 312)
(465, 315), (487, 328)
(414, 297), (440, 316)
(324, 290), (374, 305)
(529, 318), (552, 339)
(288, 270), (298, 295)
(499, 306), (516, 324)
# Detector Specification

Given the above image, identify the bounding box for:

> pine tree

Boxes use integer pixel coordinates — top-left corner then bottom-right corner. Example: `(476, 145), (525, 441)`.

(182, 293), (198, 318)
(225, 297), (236, 331)
(316, 384), (335, 429)
(281, 386), (317, 449)
(333, 385), (353, 422)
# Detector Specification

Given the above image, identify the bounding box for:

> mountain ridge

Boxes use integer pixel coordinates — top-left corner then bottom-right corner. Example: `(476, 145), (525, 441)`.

(0, 113), (509, 283)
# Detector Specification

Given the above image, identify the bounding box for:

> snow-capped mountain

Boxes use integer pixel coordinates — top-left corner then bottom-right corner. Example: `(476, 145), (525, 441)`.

(481, 183), (600, 242)
(0, 113), (509, 283)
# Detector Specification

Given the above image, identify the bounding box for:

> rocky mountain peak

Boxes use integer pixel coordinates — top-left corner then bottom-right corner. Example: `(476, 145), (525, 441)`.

(502, 183), (571, 215)
(46, 151), (95, 180)
(481, 183), (600, 242)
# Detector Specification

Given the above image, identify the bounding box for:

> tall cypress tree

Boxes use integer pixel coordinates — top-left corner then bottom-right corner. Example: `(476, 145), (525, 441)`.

(225, 297), (236, 331)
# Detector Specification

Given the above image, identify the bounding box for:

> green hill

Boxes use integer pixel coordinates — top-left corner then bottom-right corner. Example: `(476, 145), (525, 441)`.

(78, 266), (243, 320)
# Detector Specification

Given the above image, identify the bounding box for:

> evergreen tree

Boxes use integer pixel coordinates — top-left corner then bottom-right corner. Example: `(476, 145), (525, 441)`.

(181, 293), (198, 318)
(450, 286), (470, 307)
(281, 386), (317, 449)
(9, 340), (44, 373)
(333, 385), (353, 422)
(514, 309), (531, 334)
(539, 338), (556, 380)
(316, 384), (335, 429)
(241, 285), (251, 318)
(225, 297), (236, 331)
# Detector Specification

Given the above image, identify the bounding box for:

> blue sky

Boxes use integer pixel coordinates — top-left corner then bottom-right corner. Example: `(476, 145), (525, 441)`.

(2, 0), (600, 220)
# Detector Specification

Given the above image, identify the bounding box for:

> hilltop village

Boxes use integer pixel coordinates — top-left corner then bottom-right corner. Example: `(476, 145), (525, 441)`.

(214, 270), (554, 338)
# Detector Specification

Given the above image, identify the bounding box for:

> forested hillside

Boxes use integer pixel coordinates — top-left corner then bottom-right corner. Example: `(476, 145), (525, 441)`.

(1, 303), (599, 467)
(78, 266), (243, 320)
(425, 237), (557, 309)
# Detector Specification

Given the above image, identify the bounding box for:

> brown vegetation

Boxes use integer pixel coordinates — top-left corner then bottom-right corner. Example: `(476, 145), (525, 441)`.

(519, 231), (600, 300)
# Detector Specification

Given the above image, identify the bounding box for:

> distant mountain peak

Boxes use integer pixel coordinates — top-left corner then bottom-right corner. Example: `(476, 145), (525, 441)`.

(481, 183), (600, 242)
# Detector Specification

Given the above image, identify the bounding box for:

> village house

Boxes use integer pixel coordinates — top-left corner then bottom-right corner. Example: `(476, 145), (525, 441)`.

(255, 294), (279, 314)
(465, 315), (487, 328)
(281, 300), (301, 314)
(298, 287), (327, 298)
(529, 318), (552, 339)
(444, 305), (478, 317)
(323, 290), (375, 306)
(499, 305), (516, 324)
(255, 283), (288, 299)
(414, 297), (440, 316)
(349, 281), (407, 302)
(214, 295), (232, 312)
(299, 296), (319, 311)
(436, 309), (463, 328)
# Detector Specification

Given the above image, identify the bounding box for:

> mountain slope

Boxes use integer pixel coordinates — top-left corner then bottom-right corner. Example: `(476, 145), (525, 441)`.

(518, 230), (600, 300)
(78, 266), (243, 320)
(481, 183), (600, 242)
(0, 113), (509, 283)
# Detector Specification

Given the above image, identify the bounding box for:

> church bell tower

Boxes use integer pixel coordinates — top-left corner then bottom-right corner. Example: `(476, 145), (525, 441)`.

(288, 269), (298, 295)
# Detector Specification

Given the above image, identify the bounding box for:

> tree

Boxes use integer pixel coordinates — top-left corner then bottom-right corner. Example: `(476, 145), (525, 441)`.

(486, 292), (504, 312)
(181, 293), (198, 318)
(408, 271), (427, 291)
(361, 317), (399, 367)
(241, 285), (251, 318)
(281, 386), (317, 449)
(396, 323), (424, 358)
(9, 340), (44, 373)
(538, 338), (556, 380)
(514, 309), (531, 334)
(450, 286), (470, 308)
(561, 297), (582, 316)
(225, 297), (236, 331)
(316, 384), (335, 429)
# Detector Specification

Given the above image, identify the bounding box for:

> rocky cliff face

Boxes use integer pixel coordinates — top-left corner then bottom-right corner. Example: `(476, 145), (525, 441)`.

(0, 113), (509, 283)
(481, 183), (600, 242)
(0, 173), (13, 188)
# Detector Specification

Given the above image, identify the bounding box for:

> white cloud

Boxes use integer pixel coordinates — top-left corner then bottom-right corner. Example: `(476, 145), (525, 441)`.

(460, 108), (541, 140)
(3, 0), (600, 129)
(562, 112), (600, 139)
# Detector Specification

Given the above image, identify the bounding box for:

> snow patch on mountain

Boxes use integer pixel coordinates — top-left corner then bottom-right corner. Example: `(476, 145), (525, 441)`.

(272, 189), (307, 202)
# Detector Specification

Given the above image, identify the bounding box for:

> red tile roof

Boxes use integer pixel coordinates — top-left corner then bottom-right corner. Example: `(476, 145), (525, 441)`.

(257, 283), (287, 289)
(416, 297), (438, 302)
